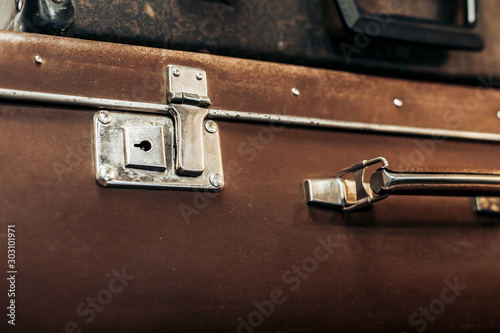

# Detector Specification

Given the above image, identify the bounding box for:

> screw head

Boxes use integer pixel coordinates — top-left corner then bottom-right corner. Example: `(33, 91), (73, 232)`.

(394, 98), (403, 108)
(209, 173), (224, 188)
(34, 55), (43, 65)
(16, 0), (24, 12)
(173, 69), (181, 77)
(98, 110), (113, 124)
(196, 73), (203, 80)
(292, 88), (300, 96)
(205, 120), (218, 133)
(100, 167), (116, 182)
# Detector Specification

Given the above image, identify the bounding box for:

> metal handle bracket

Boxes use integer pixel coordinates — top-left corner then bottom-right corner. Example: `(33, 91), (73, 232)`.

(306, 157), (500, 213)
(305, 157), (389, 211)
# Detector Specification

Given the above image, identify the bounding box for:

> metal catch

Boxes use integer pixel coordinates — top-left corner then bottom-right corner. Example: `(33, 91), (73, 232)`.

(94, 65), (224, 191)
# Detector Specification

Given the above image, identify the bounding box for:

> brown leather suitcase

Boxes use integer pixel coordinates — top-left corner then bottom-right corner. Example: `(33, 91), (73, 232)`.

(2, 29), (500, 333)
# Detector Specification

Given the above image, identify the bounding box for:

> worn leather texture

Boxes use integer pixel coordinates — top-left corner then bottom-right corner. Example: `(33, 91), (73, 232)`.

(53, 0), (500, 85)
(1, 31), (500, 332)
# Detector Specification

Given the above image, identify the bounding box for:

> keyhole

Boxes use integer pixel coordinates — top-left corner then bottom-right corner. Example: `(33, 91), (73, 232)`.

(134, 140), (152, 152)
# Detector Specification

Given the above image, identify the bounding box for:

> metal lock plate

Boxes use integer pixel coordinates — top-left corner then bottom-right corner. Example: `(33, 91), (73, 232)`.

(94, 111), (224, 191)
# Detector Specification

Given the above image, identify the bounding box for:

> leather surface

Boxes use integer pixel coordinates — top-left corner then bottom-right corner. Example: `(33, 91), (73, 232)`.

(54, 0), (500, 85)
(1, 31), (500, 332)
(3, 31), (500, 134)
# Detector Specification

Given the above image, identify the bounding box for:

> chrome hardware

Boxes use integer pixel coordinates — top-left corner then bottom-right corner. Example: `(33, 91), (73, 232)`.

(99, 167), (116, 182)
(4, 88), (500, 144)
(167, 65), (212, 176)
(305, 157), (389, 212)
(475, 197), (500, 215)
(393, 98), (403, 108)
(93, 65), (224, 190)
(92, 65), (224, 190)
(17, 0), (24, 12)
(205, 120), (218, 134)
(370, 169), (500, 195)
(306, 157), (500, 212)
(123, 126), (167, 172)
(167, 65), (210, 107)
(94, 111), (224, 190)
(97, 110), (112, 124)
(169, 104), (208, 176)
(209, 173), (224, 188)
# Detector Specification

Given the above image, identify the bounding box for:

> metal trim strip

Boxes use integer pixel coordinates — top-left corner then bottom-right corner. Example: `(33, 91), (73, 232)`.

(2, 88), (500, 143)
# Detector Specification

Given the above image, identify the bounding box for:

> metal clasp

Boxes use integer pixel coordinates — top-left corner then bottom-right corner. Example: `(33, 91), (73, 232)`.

(167, 65), (213, 176)
(305, 157), (389, 211)
(94, 65), (225, 191)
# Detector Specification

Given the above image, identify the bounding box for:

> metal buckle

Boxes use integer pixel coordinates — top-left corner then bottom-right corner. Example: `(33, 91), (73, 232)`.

(305, 157), (389, 211)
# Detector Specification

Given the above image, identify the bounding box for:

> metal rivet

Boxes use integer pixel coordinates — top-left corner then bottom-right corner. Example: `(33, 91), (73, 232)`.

(196, 73), (203, 81)
(34, 56), (43, 65)
(292, 88), (300, 96)
(394, 98), (403, 108)
(173, 69), (181, 77)
(205, 120), (218, 133)
(16, 0), (24, 12)
(98, 110), (113, 124)
(209, 173), (224, 188)
(496, 111), (500, 119)
(100, 167), (116, 182)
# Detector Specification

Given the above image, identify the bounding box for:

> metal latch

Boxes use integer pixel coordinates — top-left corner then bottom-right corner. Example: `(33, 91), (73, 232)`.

(94, 65), (224, 191)
(167, 65), (211, 176)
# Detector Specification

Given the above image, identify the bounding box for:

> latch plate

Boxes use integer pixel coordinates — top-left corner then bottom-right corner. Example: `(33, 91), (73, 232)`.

(167, 65), (211, 107)
(94, 111), (224, 191)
